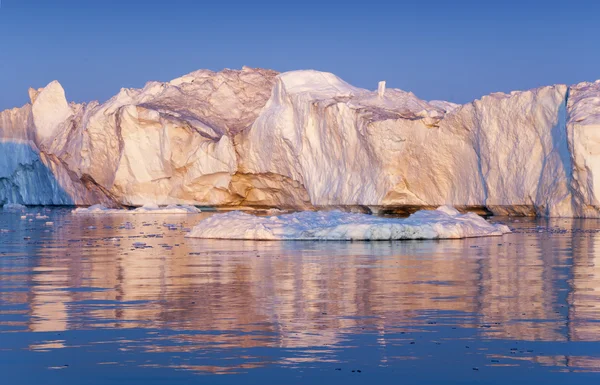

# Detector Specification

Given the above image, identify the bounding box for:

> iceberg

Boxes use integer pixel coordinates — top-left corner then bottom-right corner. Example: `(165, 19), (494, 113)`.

(185, 206), (510, 240)
(73, 204), (201, 214)
(567, 80), (600, 217)
(238, 71), (574, 216)
(1, 66), (600, 218)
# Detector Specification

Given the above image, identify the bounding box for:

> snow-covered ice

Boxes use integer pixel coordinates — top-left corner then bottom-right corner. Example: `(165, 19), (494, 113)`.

(186, 206), (510, 241)
(73, 204), (201, 214)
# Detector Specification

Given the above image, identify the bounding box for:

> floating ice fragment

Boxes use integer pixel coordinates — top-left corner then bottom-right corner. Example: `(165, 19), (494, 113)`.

(186, 206), (511, 241)
(2, 203), (26, 211)
(73, 204), (201, 214)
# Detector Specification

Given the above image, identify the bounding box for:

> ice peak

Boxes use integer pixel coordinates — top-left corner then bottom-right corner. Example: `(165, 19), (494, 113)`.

(277, 70), (361, 99)
(28, 87), (41, 104)
(31, 80), (73, 146)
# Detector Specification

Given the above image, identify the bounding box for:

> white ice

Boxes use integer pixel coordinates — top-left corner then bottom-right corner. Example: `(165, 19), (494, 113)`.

(2, 67), (600, 217)
(73, 203), (201, 214)
(2, 203), (26, 211)
(186, 206), (510, 241)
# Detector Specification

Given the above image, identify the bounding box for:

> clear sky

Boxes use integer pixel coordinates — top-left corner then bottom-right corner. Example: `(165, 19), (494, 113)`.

(0, 0), (599, 110)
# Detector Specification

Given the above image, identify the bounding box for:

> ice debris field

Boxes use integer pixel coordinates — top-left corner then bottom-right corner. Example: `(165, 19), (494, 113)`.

(3, 202), (510, 241)
(186, 206), (511, 241)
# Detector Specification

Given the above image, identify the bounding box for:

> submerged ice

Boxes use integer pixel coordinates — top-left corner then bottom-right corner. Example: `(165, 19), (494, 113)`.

(186, 206), (511, 240)
(1, 66), (599, 217)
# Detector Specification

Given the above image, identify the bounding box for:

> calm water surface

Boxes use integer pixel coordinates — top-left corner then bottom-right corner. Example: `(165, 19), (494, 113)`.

(1, 208), (600, 384)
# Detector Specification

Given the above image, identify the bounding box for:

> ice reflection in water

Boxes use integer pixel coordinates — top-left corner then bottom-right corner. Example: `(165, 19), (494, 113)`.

(2, 209), (600, 384)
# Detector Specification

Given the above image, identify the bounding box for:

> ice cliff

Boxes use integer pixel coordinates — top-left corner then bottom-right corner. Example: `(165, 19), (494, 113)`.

(1, 66), (599, 217)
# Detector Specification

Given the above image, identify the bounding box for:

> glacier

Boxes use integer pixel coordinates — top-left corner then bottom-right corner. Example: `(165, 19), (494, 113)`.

(1, 66), (600, 217)
(185, 206), (511, 240)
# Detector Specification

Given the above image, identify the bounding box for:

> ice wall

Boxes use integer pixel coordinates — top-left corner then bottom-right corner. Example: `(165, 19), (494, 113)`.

(1, 67), (599, 217)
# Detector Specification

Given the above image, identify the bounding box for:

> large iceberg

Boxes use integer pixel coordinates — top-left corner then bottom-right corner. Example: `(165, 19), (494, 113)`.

(185, 206), (510, 240)
(1, 67), (599, 217)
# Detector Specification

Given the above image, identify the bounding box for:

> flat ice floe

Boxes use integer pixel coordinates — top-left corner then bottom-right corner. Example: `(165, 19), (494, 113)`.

(73, 203), (201, 214)
(2, 203), (26, 211)
(186, 206), (510, 240)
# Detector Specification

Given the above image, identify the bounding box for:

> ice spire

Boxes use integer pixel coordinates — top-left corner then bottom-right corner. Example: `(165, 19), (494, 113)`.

(378, 81), (386, 98)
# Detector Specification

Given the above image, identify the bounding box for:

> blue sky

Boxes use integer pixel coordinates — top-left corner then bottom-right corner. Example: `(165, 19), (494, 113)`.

(0, 0), (598, 110)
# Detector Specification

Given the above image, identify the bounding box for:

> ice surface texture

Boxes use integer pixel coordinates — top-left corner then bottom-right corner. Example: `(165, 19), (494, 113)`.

(73, 204), (201, 214)
(1, 67), (600, 217)
(186, 206), (510, 240)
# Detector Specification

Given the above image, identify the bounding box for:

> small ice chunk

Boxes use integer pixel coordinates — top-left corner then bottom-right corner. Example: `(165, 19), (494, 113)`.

(3, 203), (26, 211)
